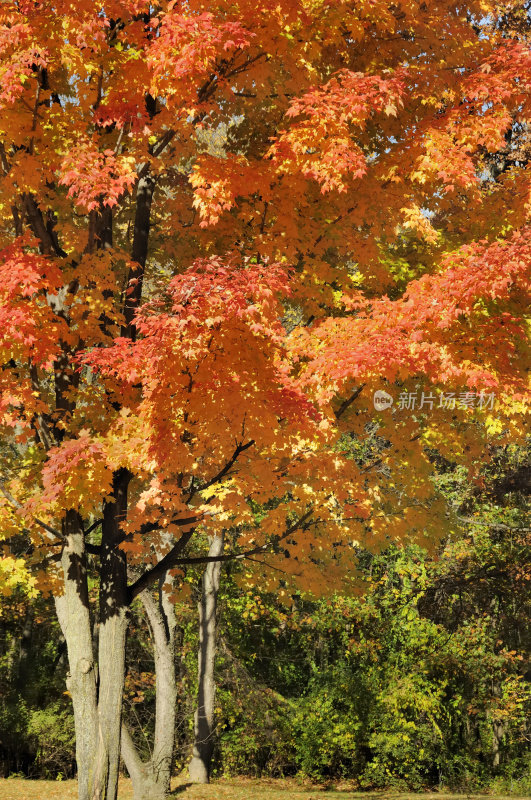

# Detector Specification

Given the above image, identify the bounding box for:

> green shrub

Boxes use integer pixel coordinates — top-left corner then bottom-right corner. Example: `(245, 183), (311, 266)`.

(291, 693), (361, 780)
(218, 685), (295, 777)
(27, 702), (75, 779)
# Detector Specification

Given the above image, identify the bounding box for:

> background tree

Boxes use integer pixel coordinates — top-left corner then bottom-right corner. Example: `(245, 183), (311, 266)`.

(188, 533), (224, 784)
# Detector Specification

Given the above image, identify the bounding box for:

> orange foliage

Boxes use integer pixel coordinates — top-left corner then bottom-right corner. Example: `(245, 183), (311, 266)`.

(0, 0), (528, 598)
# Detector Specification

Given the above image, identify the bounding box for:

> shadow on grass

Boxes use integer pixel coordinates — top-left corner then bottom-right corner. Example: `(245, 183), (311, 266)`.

(170, 783), (193, 795)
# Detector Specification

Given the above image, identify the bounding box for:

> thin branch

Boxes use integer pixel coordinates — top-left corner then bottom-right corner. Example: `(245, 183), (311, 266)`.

(128, 508), (314, 602)
(139, 52), (267, 176)
(362, 458), (383, 473)
(313, 205), (357, 248)
(29, 83), (42, 154)
(85, 518), (103, 536)
(27, 550), (63, 570)
(113, 125), (125, 157)
(225, 51), (268, 79)
(243, 555), (287, 573)
(260, 201), (269, 235)
(126, 514), (206, 541)
(161, 509), (316, 568)
(0, 142), (10, 175)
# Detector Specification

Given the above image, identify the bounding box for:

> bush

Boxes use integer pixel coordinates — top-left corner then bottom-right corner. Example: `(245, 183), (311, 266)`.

(27, 702), (76, 779)
(218, 684), (295, 777)
(291, 692), (361, 780)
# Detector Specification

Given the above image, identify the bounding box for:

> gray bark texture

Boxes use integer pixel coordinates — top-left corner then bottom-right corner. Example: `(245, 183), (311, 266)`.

(188, 533), (224, 784)
(120, 573), (177, 800)
(90, 609), (128, 800)
(53, 512), (98, 800)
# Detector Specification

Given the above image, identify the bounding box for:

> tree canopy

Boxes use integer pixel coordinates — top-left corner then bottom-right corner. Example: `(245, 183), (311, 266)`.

(0, 1), (529, 798)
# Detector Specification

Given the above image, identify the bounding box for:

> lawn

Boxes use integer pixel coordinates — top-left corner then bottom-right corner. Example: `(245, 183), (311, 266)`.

(0, 778), (526, 800)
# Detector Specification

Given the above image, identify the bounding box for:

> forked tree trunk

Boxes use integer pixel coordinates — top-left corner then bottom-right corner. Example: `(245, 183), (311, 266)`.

(54, 475), (130, 800)
(188, 533), (224, 784)
(121, 574), (177, 800)
(121, 726), (167, 800)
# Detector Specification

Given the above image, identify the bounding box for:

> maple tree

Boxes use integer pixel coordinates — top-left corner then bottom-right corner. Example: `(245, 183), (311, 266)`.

(0, 0), (529, 799)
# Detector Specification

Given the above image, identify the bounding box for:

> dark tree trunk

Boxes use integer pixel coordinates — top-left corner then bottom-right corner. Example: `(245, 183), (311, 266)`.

(88, 470), (130, 800)
(14, 604), (34, 691)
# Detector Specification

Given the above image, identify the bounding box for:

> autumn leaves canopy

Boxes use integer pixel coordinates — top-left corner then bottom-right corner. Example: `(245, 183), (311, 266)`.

(0, 0), (529, 590)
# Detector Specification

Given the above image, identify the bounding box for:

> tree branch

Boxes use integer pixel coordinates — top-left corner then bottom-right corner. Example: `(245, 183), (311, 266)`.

(85, 518), (103, 536)
(116, 514), (206, 547)
(127, 529), (196, 602)
(186, 439), (255, 503)
(136, 509), (317, 571)
(334, 384), (365, 419)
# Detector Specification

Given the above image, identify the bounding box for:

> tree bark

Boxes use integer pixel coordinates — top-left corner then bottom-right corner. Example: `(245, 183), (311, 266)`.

(188, 534), (224, 784)
(88, 470), (130, 800)
(150, 581), (177, 792)
(54, 511), (98, 800)
(90, 606), (128, 800)
(121, 725), (166, 800)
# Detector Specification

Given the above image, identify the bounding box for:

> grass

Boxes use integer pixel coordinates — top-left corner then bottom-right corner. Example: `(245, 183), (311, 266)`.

(0, 777), (527, 800)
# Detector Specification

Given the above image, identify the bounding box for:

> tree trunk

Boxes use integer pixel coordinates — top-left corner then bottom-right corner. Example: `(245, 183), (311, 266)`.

(90, 605), (128, 800)
(89, 470), (130, 800)
(150, 580), (177, 792)
(121, 573), (177, 800)
(16, 604), (34, 689)
(54, 511), (98, 800)
(491, 681), (506, 770)
(188, 534), (224, 784)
